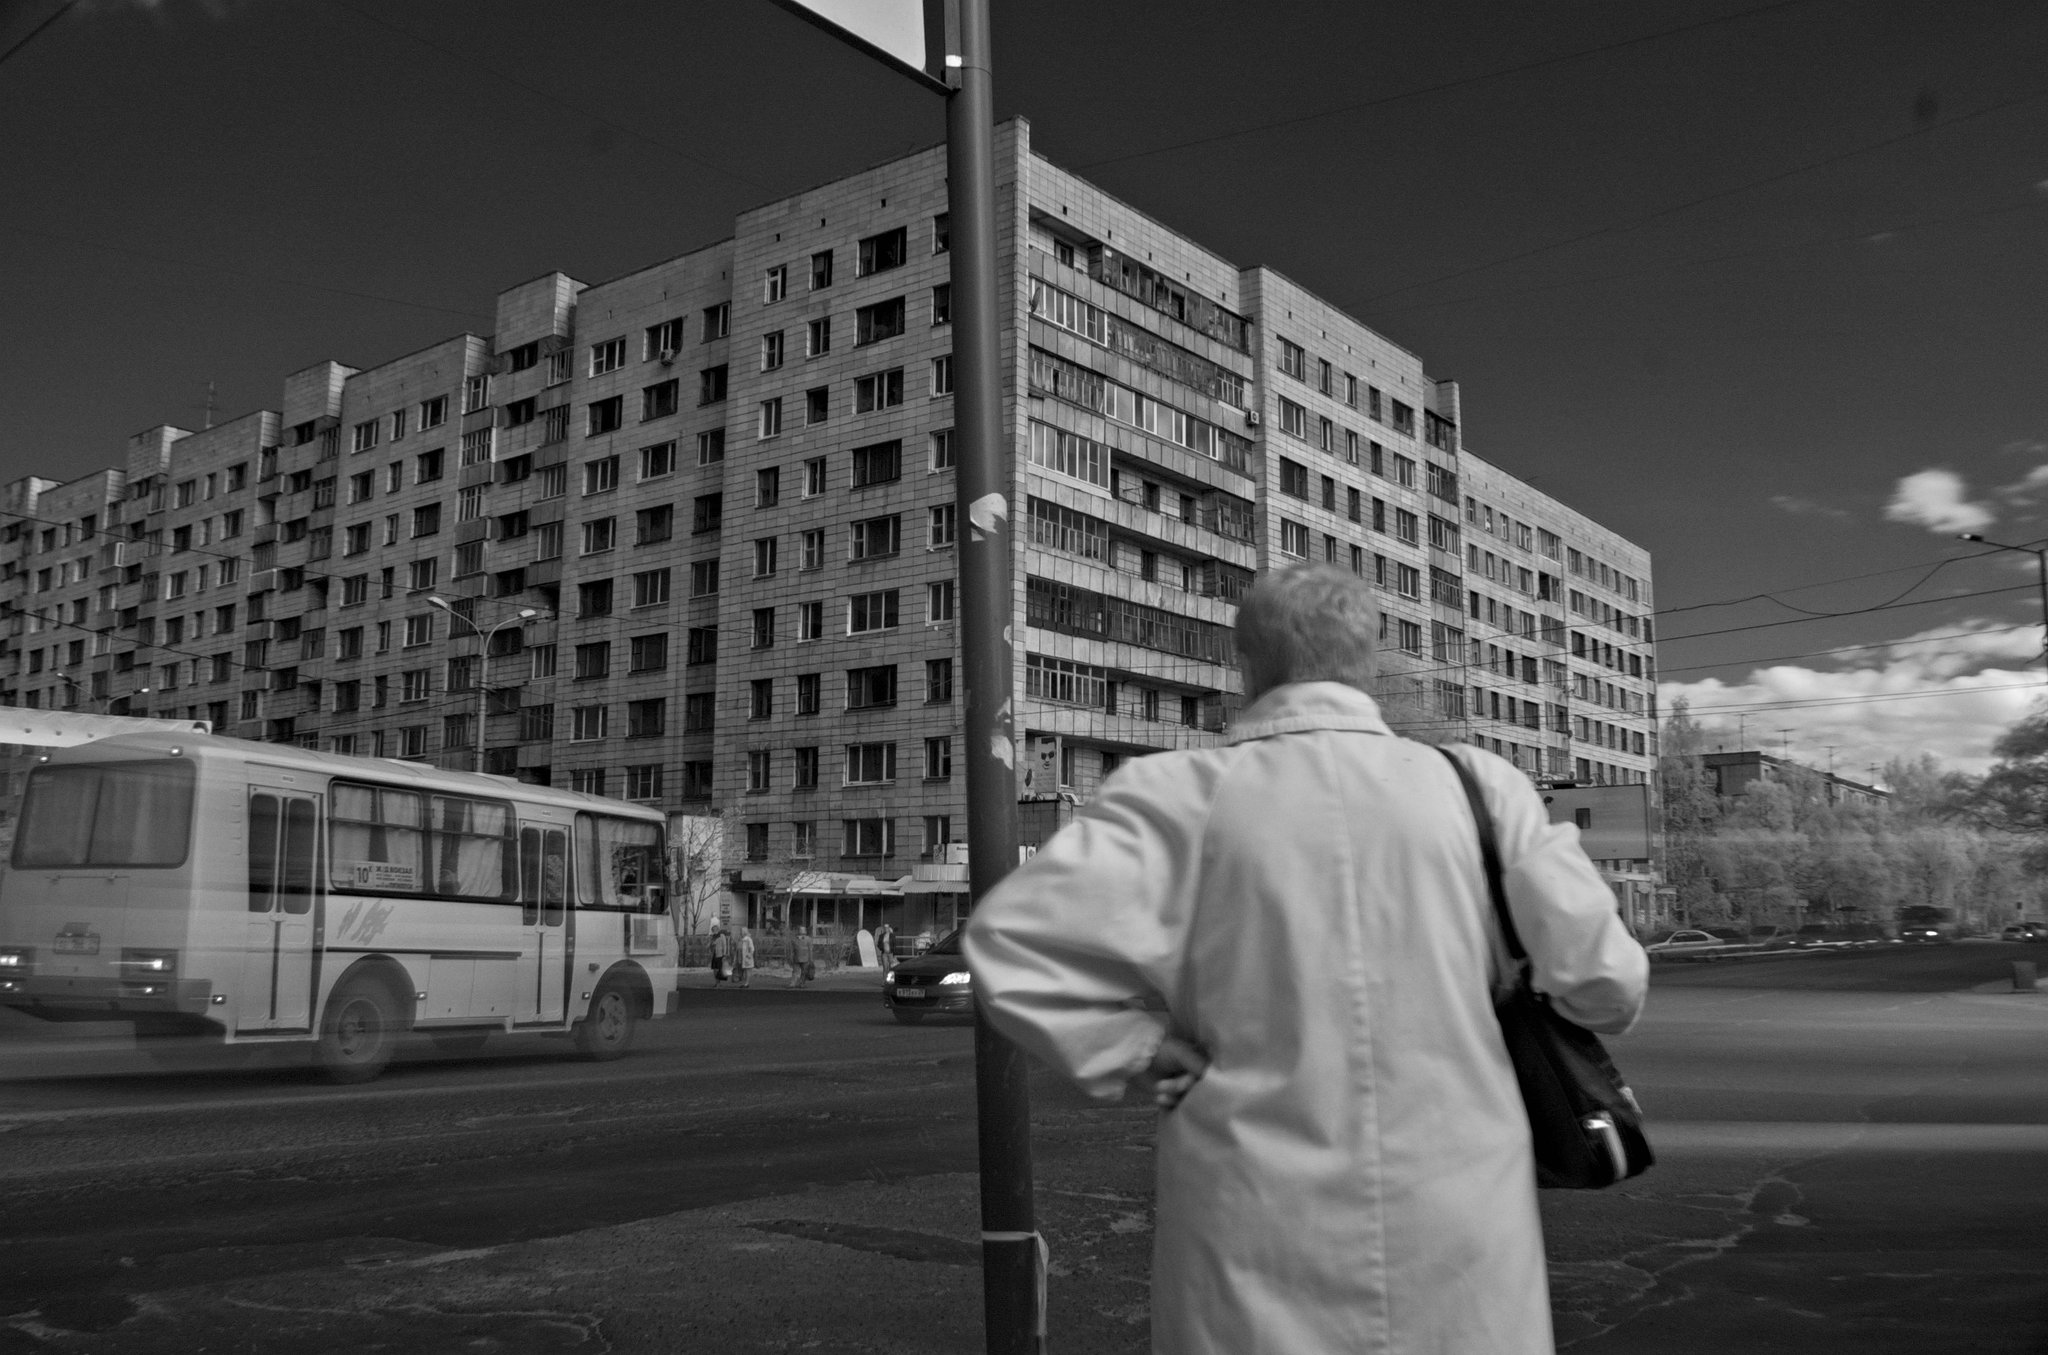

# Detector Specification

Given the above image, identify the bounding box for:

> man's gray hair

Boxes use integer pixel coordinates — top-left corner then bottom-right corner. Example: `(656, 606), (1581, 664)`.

(1236, 563), (1381, 700)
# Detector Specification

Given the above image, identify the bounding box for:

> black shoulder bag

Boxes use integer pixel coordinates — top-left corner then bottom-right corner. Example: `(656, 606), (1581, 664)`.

(1438, 746), (1653, 1190)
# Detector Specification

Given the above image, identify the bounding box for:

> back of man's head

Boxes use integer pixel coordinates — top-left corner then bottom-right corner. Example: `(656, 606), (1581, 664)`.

(1236, 563), (1381, 701)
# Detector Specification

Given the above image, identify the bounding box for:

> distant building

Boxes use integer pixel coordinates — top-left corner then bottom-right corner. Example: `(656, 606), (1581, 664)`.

(1701, 750), (1889, 808)
(0, 120), (1657, 935)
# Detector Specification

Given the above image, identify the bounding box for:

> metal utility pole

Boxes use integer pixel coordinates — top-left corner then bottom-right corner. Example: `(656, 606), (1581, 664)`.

(945, 5), (1040, 1351)
(428, 596), (535, 773)
(1958, 533), (2048, 676)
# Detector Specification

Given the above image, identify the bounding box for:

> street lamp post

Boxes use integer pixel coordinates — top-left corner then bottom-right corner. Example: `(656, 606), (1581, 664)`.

(427, 596), (537, 773)
(1957, 534), (2048, 676)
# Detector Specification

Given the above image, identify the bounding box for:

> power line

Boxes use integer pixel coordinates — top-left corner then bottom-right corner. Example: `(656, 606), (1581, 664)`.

(1678, 677), (2046, 717)
(1656, 621), (2041, 678)
(321, 0), (779, 196)
(1361, 84), (2048, 306)
(1071, 0), (1820, 172)
(1658, 583), (2037, 645)
(0, 218), (496, 323)
(0, 0), (74, 71)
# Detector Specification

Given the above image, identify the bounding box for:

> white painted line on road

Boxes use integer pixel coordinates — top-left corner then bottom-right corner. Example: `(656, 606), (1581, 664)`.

(0, 1051), (964, 1128)
(1654, 1120), (2048, 1153)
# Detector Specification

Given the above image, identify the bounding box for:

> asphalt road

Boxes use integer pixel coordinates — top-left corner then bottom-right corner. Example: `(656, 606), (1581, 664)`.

(0, 943), (2043, 1353)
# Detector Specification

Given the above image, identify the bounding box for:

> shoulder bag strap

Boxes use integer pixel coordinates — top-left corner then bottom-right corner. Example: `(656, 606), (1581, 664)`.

(1436, 745), (1528, 965)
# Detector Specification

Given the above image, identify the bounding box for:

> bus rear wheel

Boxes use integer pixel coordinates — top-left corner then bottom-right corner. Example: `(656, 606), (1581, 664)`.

(317, 976), (401, 1083)
(573, 981), (637, 1061)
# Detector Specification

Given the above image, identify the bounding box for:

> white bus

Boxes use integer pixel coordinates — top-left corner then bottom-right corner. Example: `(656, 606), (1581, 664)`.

(0, 731), (677, 1081)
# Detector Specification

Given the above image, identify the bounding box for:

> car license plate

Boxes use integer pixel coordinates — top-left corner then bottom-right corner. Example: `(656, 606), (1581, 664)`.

(895, 987), (924, 999)
(54, 933), (99, 955)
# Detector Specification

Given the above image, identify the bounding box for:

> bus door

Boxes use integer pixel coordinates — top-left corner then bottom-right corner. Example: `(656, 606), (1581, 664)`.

(239, 786), (321, 1033)
(515, 824), (569, 1024)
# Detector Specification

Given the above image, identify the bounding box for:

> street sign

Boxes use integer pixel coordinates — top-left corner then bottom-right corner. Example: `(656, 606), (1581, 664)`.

(765, 0), (950, 91)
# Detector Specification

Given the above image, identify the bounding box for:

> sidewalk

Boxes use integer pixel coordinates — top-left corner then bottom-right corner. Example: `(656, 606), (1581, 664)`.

(679, 963), (888, 994)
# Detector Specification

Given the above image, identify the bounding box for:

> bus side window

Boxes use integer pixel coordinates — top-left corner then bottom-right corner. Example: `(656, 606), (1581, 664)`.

(519, 828), (542, 926)
(541, 830), (566, 927)
(249, 793), (280, 913)
(280, 799), (317, 914)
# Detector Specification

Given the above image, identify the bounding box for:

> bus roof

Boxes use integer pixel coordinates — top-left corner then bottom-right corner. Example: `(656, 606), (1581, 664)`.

(33, 730), (666, 821)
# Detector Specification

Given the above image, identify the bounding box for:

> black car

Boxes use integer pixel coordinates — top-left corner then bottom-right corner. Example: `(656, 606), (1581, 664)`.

(882, 928), (973, 1023)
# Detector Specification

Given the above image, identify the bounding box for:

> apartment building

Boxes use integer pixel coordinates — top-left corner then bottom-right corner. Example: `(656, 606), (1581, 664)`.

(0, 118), (1657, 932)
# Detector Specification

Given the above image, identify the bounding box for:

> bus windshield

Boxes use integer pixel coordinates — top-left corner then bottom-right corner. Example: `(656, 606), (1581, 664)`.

(13, 760), (196, 869)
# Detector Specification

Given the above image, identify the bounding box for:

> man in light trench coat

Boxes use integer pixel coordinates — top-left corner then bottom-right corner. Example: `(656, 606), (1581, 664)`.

(965, 563), (1648, 1355)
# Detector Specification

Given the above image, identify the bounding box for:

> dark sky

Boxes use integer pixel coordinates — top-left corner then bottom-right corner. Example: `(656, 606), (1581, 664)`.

(4, 0), (2046, 773)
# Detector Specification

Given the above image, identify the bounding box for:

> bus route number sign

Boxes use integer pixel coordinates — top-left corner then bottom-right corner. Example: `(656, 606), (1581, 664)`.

(344, 861), (419, 891)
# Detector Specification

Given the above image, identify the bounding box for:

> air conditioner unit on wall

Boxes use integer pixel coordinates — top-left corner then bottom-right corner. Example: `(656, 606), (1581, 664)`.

(1244, 409), (1262, 427)
(657, 347), (676, 366)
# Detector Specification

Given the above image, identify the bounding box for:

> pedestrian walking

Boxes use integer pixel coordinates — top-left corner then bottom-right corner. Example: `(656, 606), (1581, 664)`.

(788, 926), (815, 987)
(708, 926), (729, 985)
(966, 563), (1649, 1355)
(734, 928), (755, 987)
(874, 920), (895, 967)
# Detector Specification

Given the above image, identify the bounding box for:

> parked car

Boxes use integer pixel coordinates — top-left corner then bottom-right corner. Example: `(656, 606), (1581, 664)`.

(881, 927), (973, 1024)
(1747, 925), (1795, 948)
(1644, 929), (1728, 954)
(1702, 927), (1750, 944)
(2001, 923), (2048, 942)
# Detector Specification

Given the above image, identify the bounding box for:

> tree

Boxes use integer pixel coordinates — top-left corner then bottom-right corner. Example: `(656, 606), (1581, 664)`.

(1657, 699), (1720, 922)
(667, 812), (729, 939)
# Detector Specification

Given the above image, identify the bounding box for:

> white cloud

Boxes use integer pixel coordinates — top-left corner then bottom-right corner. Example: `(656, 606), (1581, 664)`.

(1884, 469), (1992, 534)
(1662, 620), (2046, 778)
(1994, 464), (2048, 506)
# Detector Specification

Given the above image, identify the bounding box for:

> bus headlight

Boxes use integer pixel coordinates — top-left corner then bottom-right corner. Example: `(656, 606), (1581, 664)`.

(119, 949), (177, 976)
(0, 948), (31, 969)
(940, 971), (972, 985)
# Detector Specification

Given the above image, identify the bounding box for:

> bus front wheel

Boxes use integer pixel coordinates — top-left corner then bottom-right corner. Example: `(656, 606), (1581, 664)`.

(573, 981), (637, 1061)
(317, 976), (401, 1083)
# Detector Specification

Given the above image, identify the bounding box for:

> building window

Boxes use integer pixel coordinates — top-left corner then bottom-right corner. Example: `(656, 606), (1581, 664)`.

(846, 664), (896, 710)
(574, 641), (611, 679)
(682, 761), (714, 798)
(761, 330), (785, 371)
(641, 380), (680, 421)
(645, 317), (683, 359)
(931, 284), (952, 326)
(699, 365), (728, 405)
(855, 297), (906, 346)
(587, 396), (624, 437)
(842, 817), (893, 858)
(570, 769), (606, 796)
(746, 751), (771, 794)
(1279, 459), (1309, 498)
(930, 354), (953, 395)
(851, 439), (901, 486)
(697, 429), (725, 465)
(854, 369), (904, 413)
(749, 679), (773, 720)
(1279, 519), (1310, 558)
(589, 337), (626, 376)
(763, 265), (787, 304)
(924, 736), (952, 781)
(927, 579), (955, 622)
(928, 504), (956, 548)
(640, 440), (677, 479)
(1279, 399), (1307, 439)
(850, 514), (900, 559)
(758, 398), (783, 438)
(629, 633), (669, 672)
(702, 302), (729, 340)
(627, 697), (666, 738)
(693, 493), (723, 534)
(753, 537), (778, 577)
(687, 626), (718, 665)
(534, 519), (564, 559)
(845, 743), (896, 785)
(799, 599), (824, 640)
(625, 764), (663, 800)
(807, 316), (831, 358)
(571, 705), (609, 741)
(802, 528), (825, 570)
(634, 567), (672, 606)
(581, 518), (616, 555)
(1278, 338), (1305, 379)
(810, 249), (834, 290)
(805, 386), (829, 426)
(926, 657), (953, 703)
(636, 504), (673, 544)
(857, 226), (907, 277)
(751, 606), (775, 649)
(684, 692), (715, 732)
(796, 672), (822, 716)
(793, 747), (819, 790)
(585, 455), (620, 495)
(848, 589), (899, 633)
